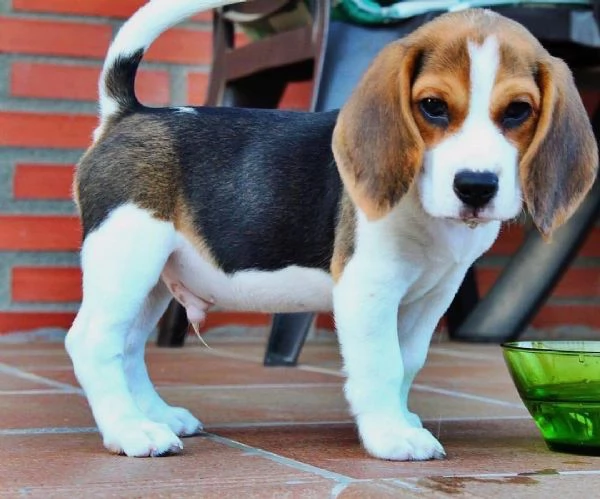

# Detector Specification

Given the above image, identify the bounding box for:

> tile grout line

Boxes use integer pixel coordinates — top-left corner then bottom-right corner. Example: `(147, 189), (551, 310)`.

(158, 382), (343, 391)
(0, 415), (534, 436)
(202, 347), (275, 363)
(0, 389), (76, 395)
(0, 427), (97, 436)
(295, 364), (346, 378)
(206, 434), (424, 494)
(411, 384), (524, 409)
(204, 432), (357, 485)
(429, 346), (501, 361)
(423, 415), (530, 422)
(296, 362), (525, 410)
(0, 361), (81, 393)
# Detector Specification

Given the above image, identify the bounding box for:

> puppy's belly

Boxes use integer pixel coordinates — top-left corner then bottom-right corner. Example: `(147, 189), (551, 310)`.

(161, 233), (334, 321)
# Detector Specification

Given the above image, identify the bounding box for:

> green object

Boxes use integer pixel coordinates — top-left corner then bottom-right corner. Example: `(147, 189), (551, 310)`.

(502, 341), (600, 455)
(331, 0), (593, 25)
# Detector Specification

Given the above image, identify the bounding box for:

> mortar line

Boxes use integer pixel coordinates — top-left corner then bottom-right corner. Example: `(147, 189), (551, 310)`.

(0, 362), (80, 393)
(204, 432), (357, 484)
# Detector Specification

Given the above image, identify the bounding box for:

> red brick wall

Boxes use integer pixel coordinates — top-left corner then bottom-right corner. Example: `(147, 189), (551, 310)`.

(0, 0), (314, 335)
(0, 0), (597, 335)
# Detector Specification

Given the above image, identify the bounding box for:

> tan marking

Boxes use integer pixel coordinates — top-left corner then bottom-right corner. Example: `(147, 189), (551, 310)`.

(519, 57), (597, 237)
(173, 198), (221, 269)
(332, 41), (424, 221)
(74, 114), (180, 228)
(411, 71), (469, 149)
(331, 193), (356, 282)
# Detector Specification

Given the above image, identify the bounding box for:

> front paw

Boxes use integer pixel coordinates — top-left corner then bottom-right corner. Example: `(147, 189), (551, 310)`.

(102, 419), (183, 457)
(404, 410), (424, 428)
(358, 414), (445, 461)
(145, 406), (203, 437)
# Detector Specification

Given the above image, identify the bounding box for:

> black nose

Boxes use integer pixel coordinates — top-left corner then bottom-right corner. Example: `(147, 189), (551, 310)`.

(453, 171), (499, 209)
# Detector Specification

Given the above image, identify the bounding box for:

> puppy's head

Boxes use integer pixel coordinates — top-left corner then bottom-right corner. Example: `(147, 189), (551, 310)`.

(332, 9), (597, 237)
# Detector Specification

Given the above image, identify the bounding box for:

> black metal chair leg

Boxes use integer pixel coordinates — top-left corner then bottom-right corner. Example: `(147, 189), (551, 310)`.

(450, 109), (600, 343)
(264, 312), (315, 366)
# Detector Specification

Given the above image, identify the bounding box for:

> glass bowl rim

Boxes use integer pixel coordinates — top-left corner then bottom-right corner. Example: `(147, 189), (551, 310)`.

(501, 340), (600, 355)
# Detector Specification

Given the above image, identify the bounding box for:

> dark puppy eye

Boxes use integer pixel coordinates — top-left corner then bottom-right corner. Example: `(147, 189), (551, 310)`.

(502, 101), (532, 129)
(419, 98), (449, 127)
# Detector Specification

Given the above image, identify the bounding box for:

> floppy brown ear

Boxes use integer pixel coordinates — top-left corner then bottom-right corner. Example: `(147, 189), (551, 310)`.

(332, 42), (424, 220)
(520, 56), (598, 238)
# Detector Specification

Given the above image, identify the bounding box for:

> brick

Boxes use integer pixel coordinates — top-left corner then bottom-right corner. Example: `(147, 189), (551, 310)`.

(0, 215), (81, 251)
(477, 267), (600, 298)
(13, 0), (214, 21)
(579, 228), (600, 258)
(13, 163), (74, 200)
(145, 28), (212, 65)
(12, 0), (145, 18)
(0, 17), (111, 58)
(279, 81), (313, 110)
(0, 111), (96, 149)
(316, 313), (335, 331)
(192, 12), (213, 22)
(532, 305), (600, 329)
(187, 72), (209, 106)
(487, 225), (525, 255)
(0, 312), (75, 334)
(12, 267), (82, 302)
(10, 63), (171, 105)
(487, 225), (600, 258)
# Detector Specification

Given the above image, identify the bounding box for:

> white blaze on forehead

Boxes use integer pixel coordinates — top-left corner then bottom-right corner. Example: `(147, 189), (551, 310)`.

(466, 36), (500, 122)
(417, 33), (522, 222)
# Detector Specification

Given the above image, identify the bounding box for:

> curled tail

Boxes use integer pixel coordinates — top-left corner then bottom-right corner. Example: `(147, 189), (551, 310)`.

(98, 0), (243, 126)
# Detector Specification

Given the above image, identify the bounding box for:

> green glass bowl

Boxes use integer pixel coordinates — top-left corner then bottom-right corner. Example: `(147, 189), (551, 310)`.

(502, 341), (600, 455)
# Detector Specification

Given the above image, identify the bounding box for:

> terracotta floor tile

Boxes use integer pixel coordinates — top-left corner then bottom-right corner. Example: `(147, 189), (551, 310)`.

(3, 345), (340, 389)
(411, 474), (600, 498)
(201, 339), (345, 370)
(25, 368), (79, 387)
(158, 385), (348, 426)
(2, 339), (599, 497)
(409, 388), (527, 420)
(0, 371), (53, 391)
(156, 380), (524, 430)
(0, 433), (336, 498)
(218, 418), (600, 481)
(146, 350), (340, 386)
(0, 394), (94, 428)
(0, 345), (71, 369)
(337, 481), (427, 498)
(416, 346), (523, 404)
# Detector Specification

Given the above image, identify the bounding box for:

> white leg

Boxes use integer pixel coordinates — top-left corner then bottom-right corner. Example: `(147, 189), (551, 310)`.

(334, 262), (445, 461)
(66, 205), (183, 457)
(124, 280), (203, 436)
(396, 266), (472, 429)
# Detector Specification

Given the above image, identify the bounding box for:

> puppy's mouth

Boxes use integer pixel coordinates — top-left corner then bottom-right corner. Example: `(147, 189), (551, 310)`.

(457, 207), (494, 228)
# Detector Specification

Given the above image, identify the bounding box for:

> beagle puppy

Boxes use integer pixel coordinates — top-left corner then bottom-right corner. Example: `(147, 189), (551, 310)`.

(66, 0), (597, 460)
